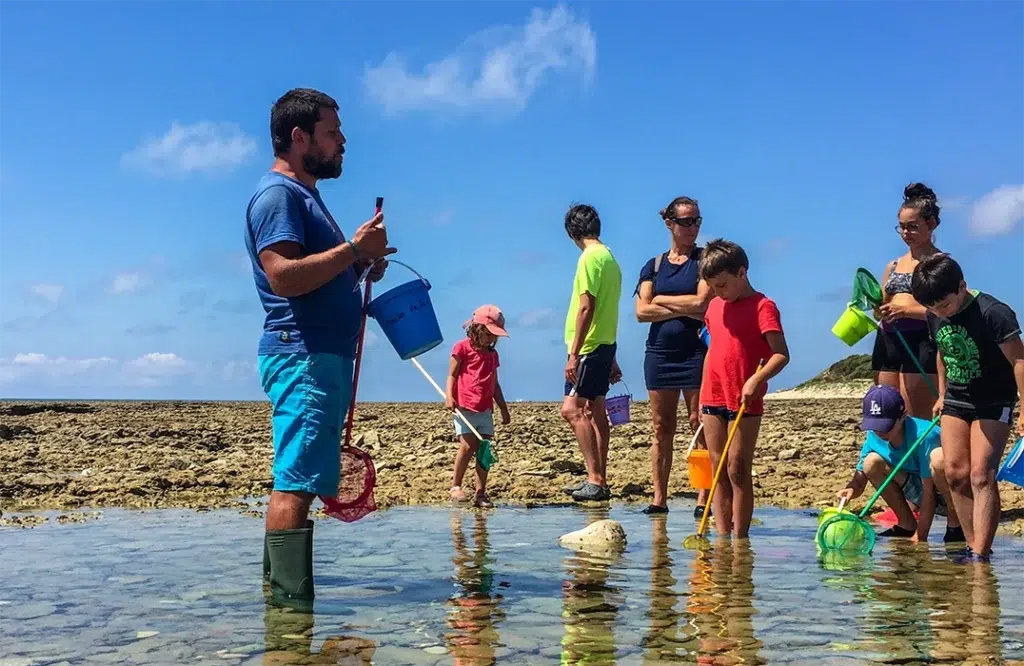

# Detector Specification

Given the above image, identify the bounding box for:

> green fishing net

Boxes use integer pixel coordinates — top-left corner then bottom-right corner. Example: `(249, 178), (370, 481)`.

(851, 268), (883, 312)
(815, 511), (876, 555)
(476, 440), (498, 471)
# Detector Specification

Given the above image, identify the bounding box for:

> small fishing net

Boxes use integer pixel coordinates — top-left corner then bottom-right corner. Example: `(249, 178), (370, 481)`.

(320, 445), (377, 523)
(815, 511), (876, 555)
(477, 440), (498, 471)
(851, 268), (883, 311)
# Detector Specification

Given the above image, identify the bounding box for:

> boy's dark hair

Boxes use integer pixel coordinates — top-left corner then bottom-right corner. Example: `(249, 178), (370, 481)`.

(564, 203), (601, 241)
(900, 182), (941, 226)
(659, 196), (698, 219)
(271, 88), (339, 157)
(699, 238), (749, 279)
(911, 252), (964, 306)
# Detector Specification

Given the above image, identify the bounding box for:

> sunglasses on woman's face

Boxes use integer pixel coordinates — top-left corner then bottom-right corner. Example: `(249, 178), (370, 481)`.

(896, 222), (923, 234)
(669, 216), (702, 228)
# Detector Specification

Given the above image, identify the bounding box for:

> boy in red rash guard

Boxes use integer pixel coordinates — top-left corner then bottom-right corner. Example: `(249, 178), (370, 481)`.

(698, 239), (791, 538)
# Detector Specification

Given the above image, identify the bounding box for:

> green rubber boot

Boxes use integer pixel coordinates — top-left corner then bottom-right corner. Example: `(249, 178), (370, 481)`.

(266, 519), (315, 610)
(262, 533), (271, 580)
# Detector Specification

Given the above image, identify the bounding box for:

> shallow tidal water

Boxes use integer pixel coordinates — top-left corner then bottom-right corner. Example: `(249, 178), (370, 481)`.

(2, 502), (1023, 666)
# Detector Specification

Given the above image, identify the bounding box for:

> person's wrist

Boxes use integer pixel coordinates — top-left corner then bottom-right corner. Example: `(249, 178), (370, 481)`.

(348, 239), (363, 261)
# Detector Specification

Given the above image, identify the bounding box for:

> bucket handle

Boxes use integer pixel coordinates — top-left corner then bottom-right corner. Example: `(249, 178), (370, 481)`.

(683, 422), (705, 459)
(609, 378), (631, 400)
(354, 259), (431, 292)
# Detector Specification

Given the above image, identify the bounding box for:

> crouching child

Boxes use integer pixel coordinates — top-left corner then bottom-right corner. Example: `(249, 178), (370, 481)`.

(839, 384), (963, 543)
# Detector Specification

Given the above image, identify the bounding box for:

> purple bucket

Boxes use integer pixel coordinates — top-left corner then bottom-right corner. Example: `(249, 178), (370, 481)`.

(606, 381), (632, 427)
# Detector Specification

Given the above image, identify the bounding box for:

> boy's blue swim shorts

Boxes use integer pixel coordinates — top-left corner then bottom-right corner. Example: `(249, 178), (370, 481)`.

(258, 353), (353, 496)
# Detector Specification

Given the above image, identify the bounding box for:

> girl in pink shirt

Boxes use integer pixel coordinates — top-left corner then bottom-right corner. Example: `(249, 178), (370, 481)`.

(445, 305), (511, 508)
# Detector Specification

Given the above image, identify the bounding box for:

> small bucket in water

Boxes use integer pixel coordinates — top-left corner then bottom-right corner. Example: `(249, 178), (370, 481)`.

(605, 380), (632, 427)
(997, 437), (1024, 488)
(832, 303), (877, 346)
(366, 261), (443, 360)
(687, 449), (712, 489)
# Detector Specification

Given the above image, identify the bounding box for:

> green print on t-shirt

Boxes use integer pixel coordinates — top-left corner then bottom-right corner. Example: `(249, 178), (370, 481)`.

(935, 324), (981, 384)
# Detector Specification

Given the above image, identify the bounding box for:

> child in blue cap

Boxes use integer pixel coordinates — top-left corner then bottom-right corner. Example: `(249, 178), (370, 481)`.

(838, 384), (963, 542)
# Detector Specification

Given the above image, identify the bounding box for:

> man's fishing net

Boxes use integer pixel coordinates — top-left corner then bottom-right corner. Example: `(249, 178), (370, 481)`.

(320, 445), (377, 523)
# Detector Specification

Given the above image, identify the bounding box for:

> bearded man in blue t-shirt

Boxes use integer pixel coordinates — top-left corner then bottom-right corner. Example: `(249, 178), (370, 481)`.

(245, 88), (396, 608)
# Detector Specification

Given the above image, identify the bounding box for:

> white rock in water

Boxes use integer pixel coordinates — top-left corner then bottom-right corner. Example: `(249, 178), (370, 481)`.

(558, 519), (627, 552)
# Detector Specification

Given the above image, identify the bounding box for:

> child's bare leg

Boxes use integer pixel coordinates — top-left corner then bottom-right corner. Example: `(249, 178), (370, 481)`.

(726, 416), (762, 538)
(474, 457), (489, 494)
(941, 415), (975, 545)
(969, 418), (1010, 556)
(453, 434), (480, 490)
(861, 453), (916, 530)
(702, 413), (732, 535)
(929, 447), (961, 529)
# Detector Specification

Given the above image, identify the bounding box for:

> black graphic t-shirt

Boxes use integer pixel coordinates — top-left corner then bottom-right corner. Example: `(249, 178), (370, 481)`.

(926, 291), (1021, 408)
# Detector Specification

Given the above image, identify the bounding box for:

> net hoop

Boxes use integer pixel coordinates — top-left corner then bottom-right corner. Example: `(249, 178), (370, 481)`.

(815, 512), (876, 554)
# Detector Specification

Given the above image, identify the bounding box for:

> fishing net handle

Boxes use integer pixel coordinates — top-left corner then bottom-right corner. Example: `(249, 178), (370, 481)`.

(695, 362), (763, 538)
(857, 414), (940, 518)
(410, 357), (489, 443)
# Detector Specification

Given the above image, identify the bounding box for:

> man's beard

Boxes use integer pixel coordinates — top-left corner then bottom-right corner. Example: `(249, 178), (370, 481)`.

(303, 151), (342, 180)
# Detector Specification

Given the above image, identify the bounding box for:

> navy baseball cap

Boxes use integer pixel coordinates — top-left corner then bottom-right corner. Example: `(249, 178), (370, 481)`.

(861, 384), (906, 432)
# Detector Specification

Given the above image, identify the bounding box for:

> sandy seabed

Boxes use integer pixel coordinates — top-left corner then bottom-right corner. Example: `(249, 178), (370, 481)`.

(1, 395), (1021, 536)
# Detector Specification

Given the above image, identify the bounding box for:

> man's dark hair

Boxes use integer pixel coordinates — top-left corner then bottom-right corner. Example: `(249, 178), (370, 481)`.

(564, 203), (601, 241)
(911, 253), (963, 306)
(270, 88), (339, 157)
(699, 238), (749, 279)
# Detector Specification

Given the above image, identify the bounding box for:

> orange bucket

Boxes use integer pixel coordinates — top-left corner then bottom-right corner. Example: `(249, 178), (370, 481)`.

(687, 449), (712, 490)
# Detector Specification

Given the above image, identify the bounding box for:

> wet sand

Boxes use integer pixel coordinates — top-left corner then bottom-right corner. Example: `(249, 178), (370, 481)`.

(1, 397), (1021, 536)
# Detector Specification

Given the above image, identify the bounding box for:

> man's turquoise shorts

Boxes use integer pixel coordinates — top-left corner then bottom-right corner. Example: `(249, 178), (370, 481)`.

(258, 353), (354, 496)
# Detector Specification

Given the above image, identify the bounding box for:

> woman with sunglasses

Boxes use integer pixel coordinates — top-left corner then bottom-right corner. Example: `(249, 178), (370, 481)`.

(634, 196), (713, 516)
(872, 183), (943, 419)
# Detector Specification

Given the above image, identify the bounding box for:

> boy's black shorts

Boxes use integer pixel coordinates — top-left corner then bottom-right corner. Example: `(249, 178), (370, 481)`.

(565, 343), (617, 401)
(941, 402), (1015, 425)
(871, 328), (937, 374)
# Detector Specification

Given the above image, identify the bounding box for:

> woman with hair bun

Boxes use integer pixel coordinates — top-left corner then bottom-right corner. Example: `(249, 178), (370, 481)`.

(872, 182), (943, 419)
(634, 196), (713, 516)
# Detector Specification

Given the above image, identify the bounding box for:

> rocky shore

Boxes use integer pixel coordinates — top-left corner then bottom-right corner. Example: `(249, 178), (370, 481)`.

(1, 398), (1021, 536)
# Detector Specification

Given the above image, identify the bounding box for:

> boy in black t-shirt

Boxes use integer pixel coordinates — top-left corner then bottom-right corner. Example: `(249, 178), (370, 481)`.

(912, 253), (1024, 561)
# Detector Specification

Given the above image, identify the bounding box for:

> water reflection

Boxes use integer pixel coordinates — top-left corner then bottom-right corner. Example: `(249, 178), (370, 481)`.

(445, 511), (506, 665)
(560, 508), (626, 665)
(261, 603), (376, 665)
(639, 516), (692, 663)
(851, 544), (1006, 665)
(687, 538), (765, 666)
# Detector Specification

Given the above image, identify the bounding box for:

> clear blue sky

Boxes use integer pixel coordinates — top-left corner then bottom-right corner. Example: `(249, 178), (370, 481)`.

(1, 1), (1022, 401)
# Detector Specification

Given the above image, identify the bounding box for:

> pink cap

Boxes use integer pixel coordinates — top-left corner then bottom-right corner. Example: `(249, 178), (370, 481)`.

(465, 304), (509, 337)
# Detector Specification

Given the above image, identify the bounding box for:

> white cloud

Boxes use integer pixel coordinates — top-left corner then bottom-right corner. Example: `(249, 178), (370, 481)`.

(125, 352), (189, 377)
(969, 184), (1024, 237)
(122, 121), (257, 176)
(0, 352), (262, 392)
(363, 329), (380, 348)
(29, 283), (64, 305)
(363, 4), (596, 115)
(111, 272), (144, 294)
(0, 353), (116, 383)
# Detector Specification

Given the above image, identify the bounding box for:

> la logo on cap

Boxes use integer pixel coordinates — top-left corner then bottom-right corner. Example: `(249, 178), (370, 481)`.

(870, 401), (882, 415)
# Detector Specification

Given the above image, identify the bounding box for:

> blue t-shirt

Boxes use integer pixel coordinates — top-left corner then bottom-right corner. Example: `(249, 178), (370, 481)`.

(856, 417), (941, 479)
(635, 249), (706, 356)
(244, 171), (362, 357)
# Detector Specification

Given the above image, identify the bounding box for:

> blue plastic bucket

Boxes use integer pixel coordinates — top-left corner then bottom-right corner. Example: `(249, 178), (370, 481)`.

(997, 437), (1024, 489)
(366, 261), (443, 360)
